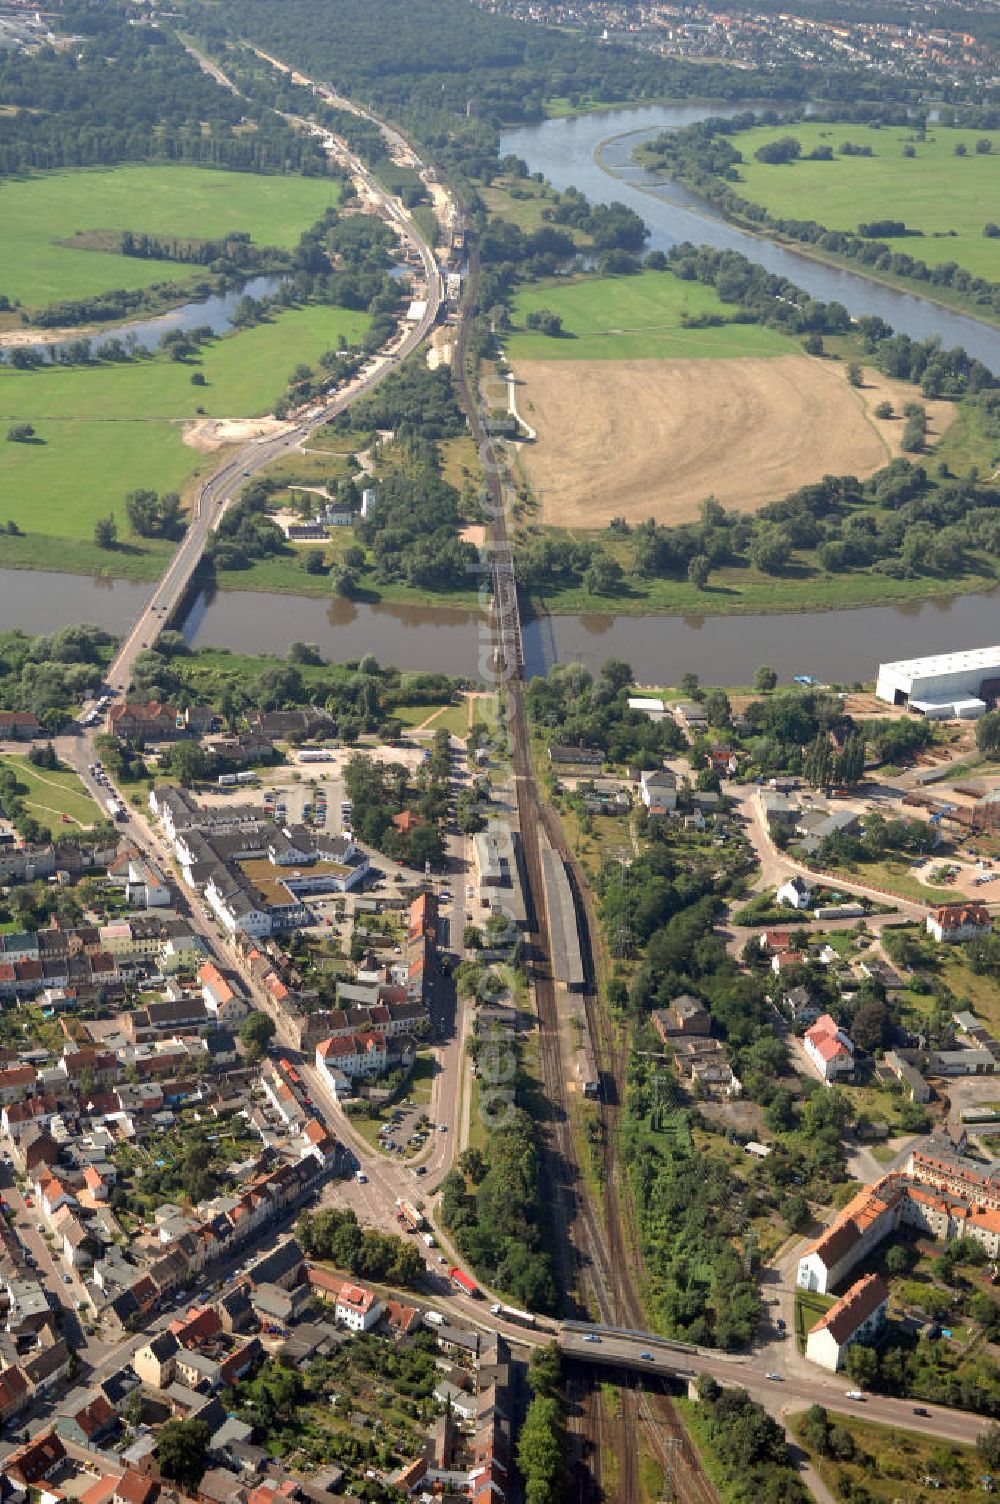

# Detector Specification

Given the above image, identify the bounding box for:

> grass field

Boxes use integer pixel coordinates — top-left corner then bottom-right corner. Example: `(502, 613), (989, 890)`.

(523, 533), (995, 616)
(789, 1410), (987, 1502)
(507, 270), (792, 361)
(0, 754), (102, 834)
(0, 164), (341, 311)
(0, 303), (370, 541)
(723, 121), (1000, 283)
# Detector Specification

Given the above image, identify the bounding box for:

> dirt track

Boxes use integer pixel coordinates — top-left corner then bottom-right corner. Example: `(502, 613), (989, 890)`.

(513, 353), (955, 527)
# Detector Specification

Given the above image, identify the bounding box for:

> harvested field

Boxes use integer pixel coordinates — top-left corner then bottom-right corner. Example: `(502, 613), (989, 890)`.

(514, 353), (955, 526)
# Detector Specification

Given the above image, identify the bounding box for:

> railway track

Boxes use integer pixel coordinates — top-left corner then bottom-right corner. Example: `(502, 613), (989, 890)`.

(451, 237), (719, 1504)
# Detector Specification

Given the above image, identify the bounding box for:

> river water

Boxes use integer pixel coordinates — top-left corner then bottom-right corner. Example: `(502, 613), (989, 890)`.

(500, 105), (1000, 370)
(6, 104), (1000, 682)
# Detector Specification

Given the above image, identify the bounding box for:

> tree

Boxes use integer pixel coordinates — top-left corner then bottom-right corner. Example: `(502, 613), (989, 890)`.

(240, 1010), (276, 1063)
(843, 1343), (878, 1389)
(754, 665), (777, 694)
(687, 553), (710, 590)
(528, 1341), (562, 1398)
(680, 672), (701, 701)
(157, 1419), (210, 1489)
(978, 1423), (1000, 1472)
(704, 689), (731, 728)
(874, 400), (893, 419)
(851, 999), (890, 1053)
(885, 1244), (910, 1276)
(803, 733), (833, 789)
(302, 549), (327, 575)
(846, 363), (864, 388)
(6, 423), (35, 443)
(517, 1393), (565, 1504)
(165, 740), (207, 787)
(750, 532), (791, 575)
(976, 709), (1000, 757)
(93, 515), (117, 549)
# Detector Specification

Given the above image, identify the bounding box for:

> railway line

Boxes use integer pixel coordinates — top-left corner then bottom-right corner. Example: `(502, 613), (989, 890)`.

(452, 234), (718, 1504)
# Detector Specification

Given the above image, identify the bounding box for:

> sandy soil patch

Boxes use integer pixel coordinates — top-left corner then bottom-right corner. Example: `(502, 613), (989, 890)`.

(426, 326), (454, 370)
(182, 416), (297, 452)
(513, 354), (956, 527)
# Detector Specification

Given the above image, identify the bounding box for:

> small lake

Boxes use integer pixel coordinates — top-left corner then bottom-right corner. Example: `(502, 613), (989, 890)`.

(500, 105), (1000, 372)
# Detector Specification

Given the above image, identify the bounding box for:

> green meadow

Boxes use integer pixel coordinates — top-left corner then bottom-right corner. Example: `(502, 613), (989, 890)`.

(0, 754), (102, 833)
(0, 163), (341, 311)
(0, 302), (370, 544)
(507, 270), (793, 360)
(724, 121), (1000, 282)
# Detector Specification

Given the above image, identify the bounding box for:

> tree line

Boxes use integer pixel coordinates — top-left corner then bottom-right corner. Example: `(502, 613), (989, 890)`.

(642, 110), (1000, 321)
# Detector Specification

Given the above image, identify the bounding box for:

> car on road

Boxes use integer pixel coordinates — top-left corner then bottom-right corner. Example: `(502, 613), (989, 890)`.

(355, 1171), (368, 1184)
(775, 1318), (786, 1330)
(414, 1165), (427, 1176)
(913, 1406), (929, 1416)
(844, 1391), (865, 1401)
(584, 1334), (601, 1344)
(765, 1373), (782, 1381)
(438, 1123), (447, 1133)
(62, 1274), (71, 1284)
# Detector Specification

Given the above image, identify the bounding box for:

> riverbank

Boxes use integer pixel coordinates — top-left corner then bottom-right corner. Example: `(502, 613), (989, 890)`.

(628, 135), (1000, 336)
(525, 556), (999, 620)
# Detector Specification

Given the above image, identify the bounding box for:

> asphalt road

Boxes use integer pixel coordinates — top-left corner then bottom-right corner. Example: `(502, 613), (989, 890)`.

(559, 1330), (992, 1445)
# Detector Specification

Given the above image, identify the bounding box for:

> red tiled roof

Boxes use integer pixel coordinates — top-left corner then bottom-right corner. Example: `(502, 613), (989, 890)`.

(810, 1272), (888, 1344)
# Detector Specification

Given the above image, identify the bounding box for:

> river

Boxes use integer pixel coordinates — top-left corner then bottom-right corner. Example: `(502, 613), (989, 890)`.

(7, 105), (1000, 683)
(500, 106), (1000, 372)
(15, 273), (288, 361)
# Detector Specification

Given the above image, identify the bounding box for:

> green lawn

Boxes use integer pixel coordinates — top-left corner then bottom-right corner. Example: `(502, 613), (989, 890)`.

(0, 754), (102, 833)
(0, 163), (341, 311)
(507, 270), (794, 361)
(0, 303), (370, 541)
(723, 121), (1000, 283)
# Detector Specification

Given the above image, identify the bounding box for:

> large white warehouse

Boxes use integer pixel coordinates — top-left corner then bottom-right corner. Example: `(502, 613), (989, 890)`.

(875, 646), (1000, 716)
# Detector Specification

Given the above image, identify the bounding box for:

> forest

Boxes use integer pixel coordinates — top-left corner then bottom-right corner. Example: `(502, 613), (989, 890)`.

(0, 10), (326, 178)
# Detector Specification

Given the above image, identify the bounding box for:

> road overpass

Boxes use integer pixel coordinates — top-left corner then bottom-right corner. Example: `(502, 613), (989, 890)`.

(559, 1322), (992, 1446)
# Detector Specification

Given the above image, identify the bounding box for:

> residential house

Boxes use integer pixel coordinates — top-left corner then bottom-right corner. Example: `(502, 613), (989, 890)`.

(803, 1014), (855, 1082)
(804, 1273), (889, 1372)
(133, 1331), (179, 1389)
(651, 995), (711, 1041)
(927, 902), (994, 944)
(639, 767), (678, 815)
(776, 876), (814, 911)
(335, 1281), (383, 1333)
(108, 702), (179, 744)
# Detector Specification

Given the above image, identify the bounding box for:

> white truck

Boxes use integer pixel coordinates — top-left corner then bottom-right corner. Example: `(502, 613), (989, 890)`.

(423, 1310), (445, 1327)
(489, 1303), (536, 1328)
(422, 1231), (436, 1248)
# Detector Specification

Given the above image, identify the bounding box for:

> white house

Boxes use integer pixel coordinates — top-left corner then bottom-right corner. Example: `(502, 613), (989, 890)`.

(198, 963), (249, 1026)
(335, 1281), (382, 1332)
(776, 876), (813, 911)
(926, 902), (993, 944)
(803, 1013), (854, 1082)
(639, 767), (677, 813)
(315, 1033), (389, 1085)
(804, 1273), (888, 1371)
